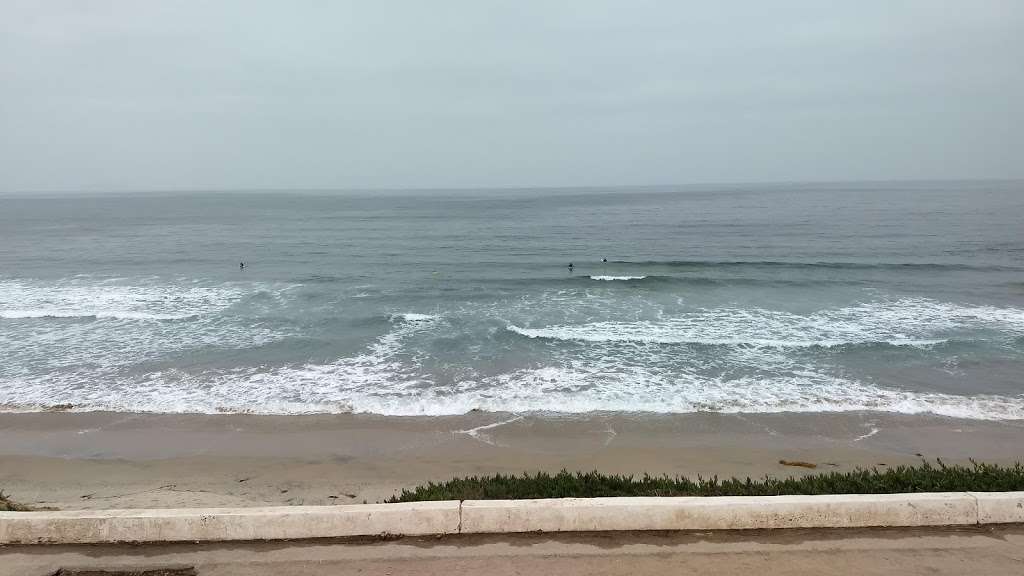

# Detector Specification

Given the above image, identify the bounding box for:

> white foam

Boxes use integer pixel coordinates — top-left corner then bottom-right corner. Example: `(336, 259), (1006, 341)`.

(4, 314), (1023, 421)
(392, 312), (437, 322)
(0, 310), (442, 415)
(507, 324), (944, 348)
(0, 278), (292, 373)
(0, 309), (195, 320)
(506, 298), (1024, 348)
(6, 358), (1024, 421)
(589, 275), (647, 281)
(3, 293), (1023, 421)
(0, 279), (244, 321)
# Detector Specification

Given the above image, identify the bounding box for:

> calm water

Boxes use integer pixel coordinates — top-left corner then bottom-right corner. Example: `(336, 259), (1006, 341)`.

(1, 181), (1023, 418)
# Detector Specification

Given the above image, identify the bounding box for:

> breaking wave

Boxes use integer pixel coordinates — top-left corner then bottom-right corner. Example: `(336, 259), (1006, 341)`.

(609, 260), (1023, 272)
(507, 298), (1024, 348)
(2, 300), (1024, 420)
(5, 359), (1024, 420)
(2, 274), (1023, 422)
(589, 275), (647, 281)
(0, 278), (246, 321)
(0, 277), (295, 372)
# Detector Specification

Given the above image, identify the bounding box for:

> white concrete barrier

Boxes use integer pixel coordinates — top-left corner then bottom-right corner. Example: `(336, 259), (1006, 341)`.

(0, 502), (460, 544)
(460, 493), (978, 533)
(970, 492), (1024, 524)
(3, 492), (1023, 545)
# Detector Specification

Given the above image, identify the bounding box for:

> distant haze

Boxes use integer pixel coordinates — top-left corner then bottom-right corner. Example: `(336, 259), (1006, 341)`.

(2, 1), (1022, 192)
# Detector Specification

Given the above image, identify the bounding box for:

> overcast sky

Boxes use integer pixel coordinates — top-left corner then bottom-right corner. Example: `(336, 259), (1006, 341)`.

(1, 1), (1022, 191)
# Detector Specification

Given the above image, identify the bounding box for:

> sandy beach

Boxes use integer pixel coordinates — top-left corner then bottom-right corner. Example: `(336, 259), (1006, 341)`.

(1, 411), (1022, 510)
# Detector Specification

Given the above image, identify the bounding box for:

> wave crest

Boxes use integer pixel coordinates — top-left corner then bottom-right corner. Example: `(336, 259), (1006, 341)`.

(0, 278), (249, 321)
(391, 312), (437, 322)
(588, 275), (647, 281)
(1, 309), (196, 320)
(609, 260), (1022, 272)
(506, 298), (1024, 348)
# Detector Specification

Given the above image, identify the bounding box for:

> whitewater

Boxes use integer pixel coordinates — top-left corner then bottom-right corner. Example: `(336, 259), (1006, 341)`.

(1, 182), (1022, 419)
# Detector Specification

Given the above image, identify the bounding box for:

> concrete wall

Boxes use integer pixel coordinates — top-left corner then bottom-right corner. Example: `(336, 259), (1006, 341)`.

(2, 492), (1022, 544)
(0, 502), (460, 544)
(460, 493), (977, 533)
(971, 491), (1024, 524)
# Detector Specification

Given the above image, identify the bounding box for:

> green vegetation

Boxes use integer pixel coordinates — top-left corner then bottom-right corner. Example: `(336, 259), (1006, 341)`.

(387, 460), (1024, 502)
(0, 490), (30, 511)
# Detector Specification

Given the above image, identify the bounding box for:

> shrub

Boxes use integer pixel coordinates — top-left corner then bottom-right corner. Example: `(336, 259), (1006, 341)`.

(387, 460), (1024, 502)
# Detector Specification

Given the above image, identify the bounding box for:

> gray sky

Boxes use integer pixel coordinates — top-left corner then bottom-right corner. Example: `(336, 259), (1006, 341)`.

(2, 1), (1022, 191)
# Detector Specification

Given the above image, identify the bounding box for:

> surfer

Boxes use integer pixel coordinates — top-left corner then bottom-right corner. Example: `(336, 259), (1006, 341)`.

(239, 261), (245, 270)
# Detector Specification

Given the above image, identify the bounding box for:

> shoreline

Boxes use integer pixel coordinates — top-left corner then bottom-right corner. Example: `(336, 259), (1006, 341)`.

(7, 403), (1024, 420)
(1, 411), (1022, 510)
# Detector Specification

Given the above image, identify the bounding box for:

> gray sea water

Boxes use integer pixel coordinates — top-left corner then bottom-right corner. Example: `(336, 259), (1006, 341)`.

(1, 181), (1023, 418)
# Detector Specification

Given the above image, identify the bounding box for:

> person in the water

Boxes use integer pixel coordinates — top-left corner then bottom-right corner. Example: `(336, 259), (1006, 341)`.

(568, 262), (574, 270)
(602, 258), (607, 263)
(239, 261), (245, 270)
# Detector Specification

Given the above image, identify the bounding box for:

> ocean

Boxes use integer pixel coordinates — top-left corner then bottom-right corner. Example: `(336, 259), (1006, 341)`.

(1, 181), (1022, 419)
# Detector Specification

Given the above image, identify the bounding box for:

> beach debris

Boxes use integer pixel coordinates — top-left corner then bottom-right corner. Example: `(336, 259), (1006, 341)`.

(779, 460), (818, 469)
(453, 414), (525, 446)
(0, 490), (32, 511)
(53, 568), (197, 576)
(852, 427), (880, 442)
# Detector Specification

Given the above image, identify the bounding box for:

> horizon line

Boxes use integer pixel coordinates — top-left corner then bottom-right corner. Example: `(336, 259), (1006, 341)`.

(1, 177), (1021, 196)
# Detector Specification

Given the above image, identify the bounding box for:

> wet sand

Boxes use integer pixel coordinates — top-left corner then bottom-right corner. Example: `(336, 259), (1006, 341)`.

(1, 411), (1022, 510)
